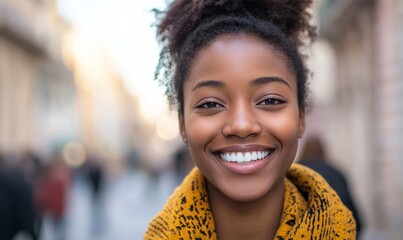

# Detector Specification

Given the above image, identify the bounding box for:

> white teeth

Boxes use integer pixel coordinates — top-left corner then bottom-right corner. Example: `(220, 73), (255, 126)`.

(230, 153), (236, 162)
(219, 151), (271, 163)
(236, 153), (243, 162)
(245, 152), (251, 162)
(251, 152), (257, 160)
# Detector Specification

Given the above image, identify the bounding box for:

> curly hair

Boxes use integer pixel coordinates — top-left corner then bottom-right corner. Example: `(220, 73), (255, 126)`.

(154, 0), (316, 113)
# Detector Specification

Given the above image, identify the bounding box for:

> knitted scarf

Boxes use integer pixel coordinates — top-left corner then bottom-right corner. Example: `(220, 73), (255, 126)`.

(144, 163), (356, 239)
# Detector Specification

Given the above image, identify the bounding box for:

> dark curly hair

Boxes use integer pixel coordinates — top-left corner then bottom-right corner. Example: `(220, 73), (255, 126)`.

(154, 0), (316, 113)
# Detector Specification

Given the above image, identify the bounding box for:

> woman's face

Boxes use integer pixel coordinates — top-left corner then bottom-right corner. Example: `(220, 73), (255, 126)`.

(180, 34), (305, 202)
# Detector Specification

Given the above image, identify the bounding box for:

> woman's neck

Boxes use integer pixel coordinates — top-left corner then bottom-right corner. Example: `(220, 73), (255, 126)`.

(207, 180), (285, 240)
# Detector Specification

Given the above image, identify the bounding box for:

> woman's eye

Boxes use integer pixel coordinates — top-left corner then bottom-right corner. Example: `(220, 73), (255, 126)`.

(258, 97), (286, 105)
(196, 101), (223, 109)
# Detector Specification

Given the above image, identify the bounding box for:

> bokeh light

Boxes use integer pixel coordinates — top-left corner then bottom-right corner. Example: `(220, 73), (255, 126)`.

(155, 114), (179, 141)
(62, 141), (87, 167)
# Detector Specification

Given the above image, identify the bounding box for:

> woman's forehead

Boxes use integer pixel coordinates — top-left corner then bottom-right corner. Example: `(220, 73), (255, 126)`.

(187, 34), (295, 85)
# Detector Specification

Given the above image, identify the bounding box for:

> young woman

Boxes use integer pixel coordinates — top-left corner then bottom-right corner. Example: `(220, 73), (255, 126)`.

(145, 0), (356, 239)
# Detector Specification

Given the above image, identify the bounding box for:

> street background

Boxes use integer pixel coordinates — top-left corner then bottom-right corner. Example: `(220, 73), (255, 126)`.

(1, 0), (402, 239)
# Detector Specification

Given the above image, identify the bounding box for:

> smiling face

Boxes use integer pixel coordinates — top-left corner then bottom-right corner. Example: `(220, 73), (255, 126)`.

(179, 34), (305, 202)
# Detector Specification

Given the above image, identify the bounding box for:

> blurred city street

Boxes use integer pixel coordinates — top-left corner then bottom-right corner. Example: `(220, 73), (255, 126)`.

(41, 169), (178, 240)
(1, 0), (403, 239)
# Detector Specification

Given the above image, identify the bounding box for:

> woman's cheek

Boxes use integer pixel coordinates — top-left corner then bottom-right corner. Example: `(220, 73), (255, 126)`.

(186, 115), (221, 141)
(262, 111), (301, 142)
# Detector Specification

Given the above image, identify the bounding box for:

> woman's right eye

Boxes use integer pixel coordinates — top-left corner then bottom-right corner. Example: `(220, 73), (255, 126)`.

(196, 101), (223, 109)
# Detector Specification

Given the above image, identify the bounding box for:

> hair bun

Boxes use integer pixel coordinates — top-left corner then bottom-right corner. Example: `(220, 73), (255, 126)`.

(156, 0), (315, 57)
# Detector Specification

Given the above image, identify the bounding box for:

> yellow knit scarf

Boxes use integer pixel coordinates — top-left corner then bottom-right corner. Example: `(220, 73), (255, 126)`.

(144, 163), (356, 239)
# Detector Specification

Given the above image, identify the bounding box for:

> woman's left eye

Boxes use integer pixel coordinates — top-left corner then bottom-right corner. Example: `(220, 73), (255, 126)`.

(258, 96), (286, 105)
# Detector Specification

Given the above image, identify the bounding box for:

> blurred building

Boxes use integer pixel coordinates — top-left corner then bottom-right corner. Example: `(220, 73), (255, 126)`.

(0, 0), (144, 167)
(0, 0), (76, 156)
(61, 28), (143, 165)
(308, 0), (403, 239)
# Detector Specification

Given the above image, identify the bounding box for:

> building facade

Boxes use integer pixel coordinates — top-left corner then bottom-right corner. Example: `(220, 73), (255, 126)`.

(0, 0), (142, 166)
(0, 0), (76, 157)
(61, 28), (143, 164)
(312, 0), (403, 239)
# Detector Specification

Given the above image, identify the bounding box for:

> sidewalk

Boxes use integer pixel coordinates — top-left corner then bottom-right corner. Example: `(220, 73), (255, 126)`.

(41, 169), (178, 240)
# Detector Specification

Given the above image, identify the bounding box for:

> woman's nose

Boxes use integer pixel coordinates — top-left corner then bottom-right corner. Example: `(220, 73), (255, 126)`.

(222, 103), (262, 139)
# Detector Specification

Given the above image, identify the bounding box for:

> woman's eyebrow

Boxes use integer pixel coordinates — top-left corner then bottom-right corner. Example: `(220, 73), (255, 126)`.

(251, 76), (291, 89)
(192, 80), (225, 91)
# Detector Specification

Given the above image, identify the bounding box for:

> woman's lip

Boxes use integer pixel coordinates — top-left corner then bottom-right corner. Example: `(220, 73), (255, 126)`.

(212, 144), (274, 153)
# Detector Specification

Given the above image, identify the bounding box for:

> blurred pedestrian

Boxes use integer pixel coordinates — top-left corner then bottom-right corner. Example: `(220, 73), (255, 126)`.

(85, 156), (104, 202)
(126, 147), (142, 170)
(298, 135), (362, 236)
(0, 151), (38, 240)
(83, 155), (105, 234)
(34, 152), (71, 240)
(20, 149), (43, 185)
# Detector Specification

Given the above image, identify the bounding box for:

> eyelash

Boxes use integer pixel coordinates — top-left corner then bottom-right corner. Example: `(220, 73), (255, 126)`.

(195, 100), (224, 109)
(257, 96), (287, 105)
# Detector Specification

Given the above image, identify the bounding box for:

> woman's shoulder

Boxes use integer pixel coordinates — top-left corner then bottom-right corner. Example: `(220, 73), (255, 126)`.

(286, 163), (348, 213)
(282, 163), (356, 239)
(144, 167), (216, 239)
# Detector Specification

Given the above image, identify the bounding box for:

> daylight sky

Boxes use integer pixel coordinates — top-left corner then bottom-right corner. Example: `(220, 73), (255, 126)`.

(57, 0), (168, 122)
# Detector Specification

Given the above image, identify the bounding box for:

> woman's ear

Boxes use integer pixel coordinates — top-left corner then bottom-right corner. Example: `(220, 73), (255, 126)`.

(179, 114), (188, 144)
(298, 108), (306, 138)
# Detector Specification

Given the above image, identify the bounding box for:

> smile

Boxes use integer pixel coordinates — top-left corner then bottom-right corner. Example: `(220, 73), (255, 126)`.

(218, 150), (273, 163)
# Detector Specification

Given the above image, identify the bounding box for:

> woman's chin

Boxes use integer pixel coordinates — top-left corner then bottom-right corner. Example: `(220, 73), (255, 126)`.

(225, 190), (268, 203)
(211, 179), (280, 203)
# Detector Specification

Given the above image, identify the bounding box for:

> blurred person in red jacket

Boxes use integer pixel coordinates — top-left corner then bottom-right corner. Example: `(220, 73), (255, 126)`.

(35, 152), (71, 240)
